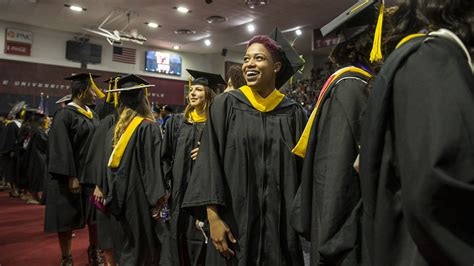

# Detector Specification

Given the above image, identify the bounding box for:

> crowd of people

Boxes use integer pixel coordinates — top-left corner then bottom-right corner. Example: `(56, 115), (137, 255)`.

(0, 0), (473, 265)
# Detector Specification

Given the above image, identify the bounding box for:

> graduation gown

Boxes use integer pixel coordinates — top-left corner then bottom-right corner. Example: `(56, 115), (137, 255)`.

(94, 101), (116, 120)
(25, 128), (48, 192)
(161, 114), (207, 265)
(16, 124), (32, 190)
(360, 34), (474, 266)
(105, 119), (166, 266)
(83, 113), (124, 254)
(0, 121), (20, 184)
(181, 89), (307, 266)
(44, 105), (100, 232)
(291, 68), (371, 265)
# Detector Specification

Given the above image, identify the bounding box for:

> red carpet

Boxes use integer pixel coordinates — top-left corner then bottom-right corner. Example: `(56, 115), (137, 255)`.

(0, 191), (90, 265)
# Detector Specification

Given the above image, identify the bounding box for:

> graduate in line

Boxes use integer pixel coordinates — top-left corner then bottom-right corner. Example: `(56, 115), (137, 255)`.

(0, 101), (25, 198)
(23, 108), (48, 204)
(360, 0), (474, 265)
(161, 70), (224, 265)
(181, 28), (307, 265)
(104, 74), (167, 266)
(44, 73), (102, 266)
(85, 76), (123, 266)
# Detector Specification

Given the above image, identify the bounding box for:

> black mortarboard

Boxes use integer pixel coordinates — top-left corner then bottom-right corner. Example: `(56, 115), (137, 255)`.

(56, 94), (72, 104)
(321, 0), (385, 62)
(268, 27), (305, 88)
(64, 73), (105, 99)
(321, 0), (377, 37)
(25, 107), (44, 116)
(65, 73), (100, 81)
(103, 75), (122, 84)
(186, 69), (226, 92)
(106, 74), (154, 109)
(106, 74), (154, 92)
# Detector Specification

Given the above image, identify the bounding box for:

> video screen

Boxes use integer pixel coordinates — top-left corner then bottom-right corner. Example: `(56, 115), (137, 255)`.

(145, 51), (182, 76)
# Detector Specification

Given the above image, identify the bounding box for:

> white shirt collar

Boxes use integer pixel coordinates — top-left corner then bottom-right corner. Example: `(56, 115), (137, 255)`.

(68, 101), (91, 112)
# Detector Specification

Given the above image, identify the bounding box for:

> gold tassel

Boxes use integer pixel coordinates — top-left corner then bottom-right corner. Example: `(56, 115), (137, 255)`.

(89, 73), (106, 99)
(106, 81), (112, 103)
(114, 77), (120, 108)
(370, 0), (385, 63)
(188, 77), (192, 89)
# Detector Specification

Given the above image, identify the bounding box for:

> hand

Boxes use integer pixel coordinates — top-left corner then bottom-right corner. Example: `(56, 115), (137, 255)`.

(69, 177), (81, 194)
(190, 145), (200, 161)
(93, 186), (104, 203)
(155, 192), (170, 211)
(207, 206), (236, 259)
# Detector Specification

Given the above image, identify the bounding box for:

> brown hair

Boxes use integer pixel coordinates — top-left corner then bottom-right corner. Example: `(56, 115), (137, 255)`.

(113, 94), (154, 146)
(183, 85), (215, 123)
(227, 65), (246, 89)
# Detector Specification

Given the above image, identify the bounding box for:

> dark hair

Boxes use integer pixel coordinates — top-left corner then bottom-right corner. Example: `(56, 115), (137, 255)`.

(382, 0), (426, 53)
(70, 80), (89, 99)
(226, 65), (246, 89)
(417, 0), (473, 46)
(329, 27), (377, 70)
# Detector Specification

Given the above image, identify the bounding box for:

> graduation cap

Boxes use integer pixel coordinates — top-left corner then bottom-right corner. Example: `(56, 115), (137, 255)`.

(65, 73), (106, 99)
(103, 75), (122, 106)
(25, 107), (44, 116)
(105, 74), (155, 92)
(321, 0), (385, 62)
(105, 74), (154, 109)
(55, 94), (72, 104)
(268, 27), (305, 88)
(186, 69), (226, 92)
(9, 101), (26, 116)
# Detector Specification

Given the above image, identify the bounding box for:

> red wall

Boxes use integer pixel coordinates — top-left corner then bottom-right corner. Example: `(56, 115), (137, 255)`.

(0, 59), (185, 114)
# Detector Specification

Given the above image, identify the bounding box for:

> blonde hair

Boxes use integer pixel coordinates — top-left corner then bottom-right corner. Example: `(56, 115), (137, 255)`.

(183, 85), (215, 123)
(113, 94), (155, 146)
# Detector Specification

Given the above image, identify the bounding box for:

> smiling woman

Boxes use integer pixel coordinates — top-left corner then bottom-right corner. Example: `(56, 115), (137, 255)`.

(181, 28), (308, 266)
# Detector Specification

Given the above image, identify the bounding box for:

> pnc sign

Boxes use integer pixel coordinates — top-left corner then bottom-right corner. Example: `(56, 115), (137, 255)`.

(6, 28), (33, 44)
(5, 28), (33, 56)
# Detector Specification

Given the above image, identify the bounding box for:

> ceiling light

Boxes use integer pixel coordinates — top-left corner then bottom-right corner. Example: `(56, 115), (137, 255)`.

(146, 22), (159, 28)
(295, 29), (302, 36)
(173, 45), (180, 50)
(204, 39), (211, 46)
(244, 0), (269, 9)
(247, 24), (255, 33)
(64, 4), (86, 11)
(176, 6), (190, 13)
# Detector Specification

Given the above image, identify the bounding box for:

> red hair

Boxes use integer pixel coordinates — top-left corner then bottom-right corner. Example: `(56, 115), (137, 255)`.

(247, 35), (283, 63)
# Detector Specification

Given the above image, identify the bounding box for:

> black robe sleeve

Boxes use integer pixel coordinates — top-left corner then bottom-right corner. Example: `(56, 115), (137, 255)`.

(160, 114), (183, 189)
(392, 38), (474, 265)
(181, 95), (230, 215)
(136, 121), (167, 207)
(47, 110), (76, 178)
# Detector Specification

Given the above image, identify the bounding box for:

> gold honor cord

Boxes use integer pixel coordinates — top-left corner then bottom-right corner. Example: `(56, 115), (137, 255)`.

(396, 33), (427, 49)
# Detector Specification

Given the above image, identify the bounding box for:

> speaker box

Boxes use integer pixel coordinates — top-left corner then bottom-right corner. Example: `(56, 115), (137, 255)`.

(221, 48), (228, 57)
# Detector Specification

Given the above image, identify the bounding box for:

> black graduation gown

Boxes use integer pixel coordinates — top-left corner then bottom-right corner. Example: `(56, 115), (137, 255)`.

(161, 114), (207, 265)
(25, 128), (47, 192)
(0, 121), (20, 184)
(105, 119), (166, 266)
(44, 106), (100, 232)
(94, 102), (116, 120)
(360, 35), (474, 266)
(291, 70), (371, 265)
(82, 113), (124, 254)
(16, 124), (32, 190)
(181, 90), (307, 266)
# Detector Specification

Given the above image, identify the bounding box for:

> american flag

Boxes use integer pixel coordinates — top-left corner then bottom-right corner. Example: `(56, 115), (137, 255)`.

(113, 46), (136, 64)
